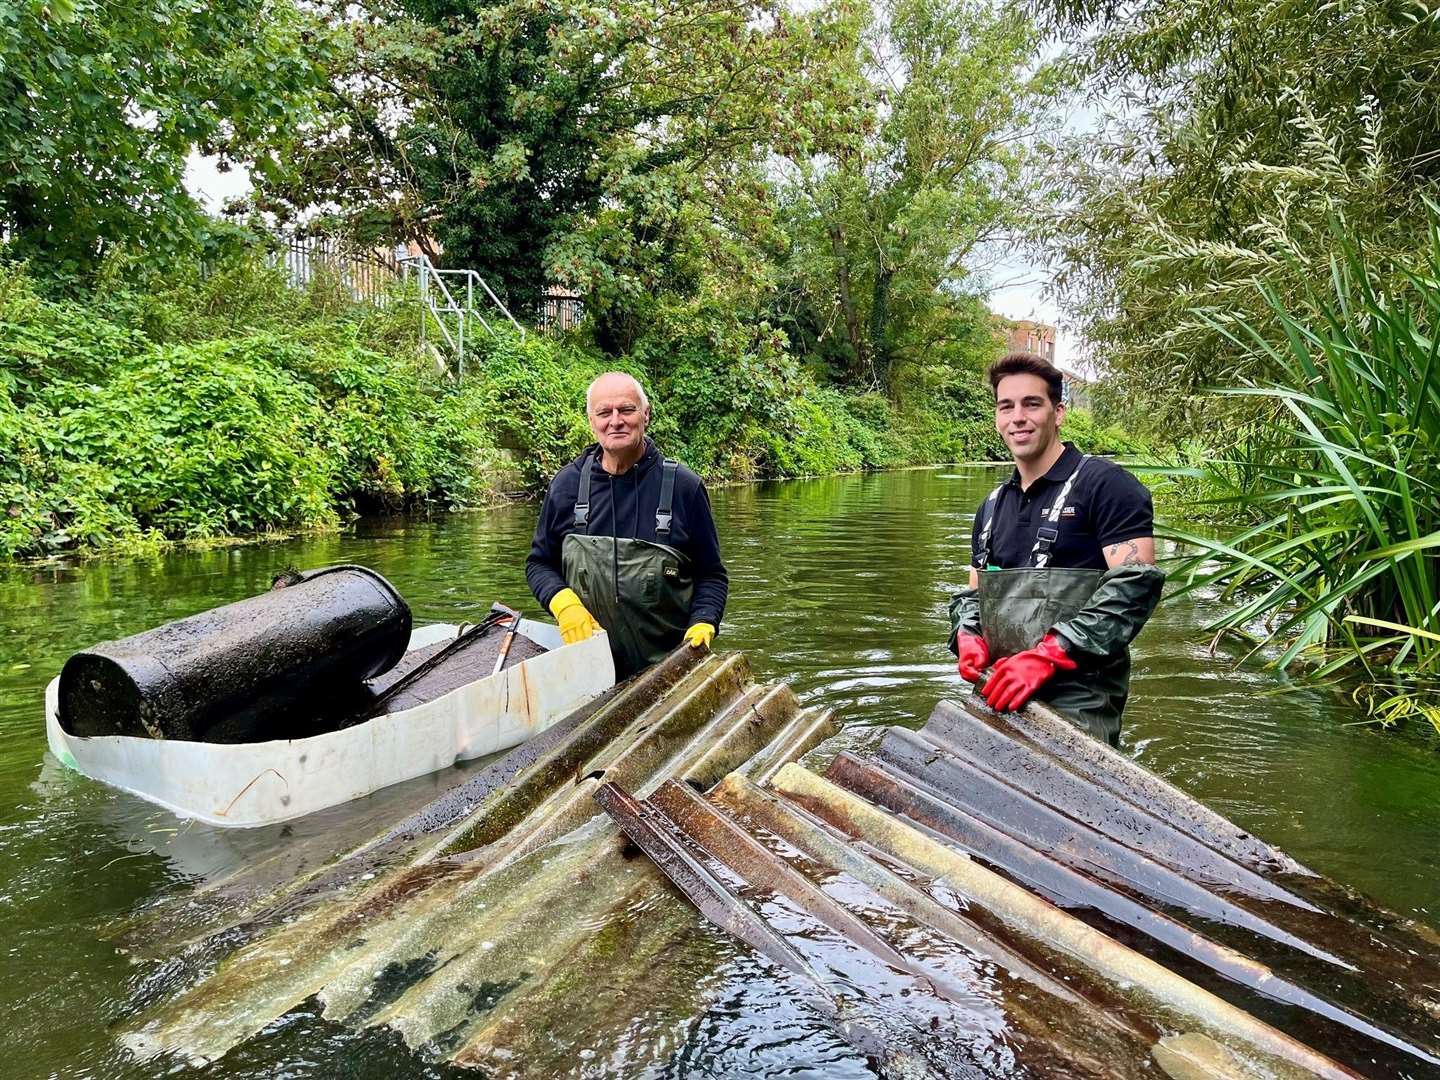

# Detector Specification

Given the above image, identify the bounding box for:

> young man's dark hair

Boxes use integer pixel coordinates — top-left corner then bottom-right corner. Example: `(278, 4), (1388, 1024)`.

(987, 352), (1063, 406)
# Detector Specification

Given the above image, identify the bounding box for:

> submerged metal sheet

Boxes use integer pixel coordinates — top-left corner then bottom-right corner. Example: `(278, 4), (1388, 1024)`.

(596, 695), (1440, 1080)
(115, 660), (1440, 1078)
(119, 646), (836, 1074)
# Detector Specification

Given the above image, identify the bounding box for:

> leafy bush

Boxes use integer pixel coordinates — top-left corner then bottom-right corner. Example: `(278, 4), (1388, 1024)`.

(67, 340), (338, 537)
(890, 363), (998, 463)
(468, 330), (632, 487)
(3, 339), (334, 553)
(0, 262), (513, 558)
(760, 387), (867, 476)
(0, 264), (147, 401)
(632, 298), (802, 477)
(1062, 407), (1151, 457)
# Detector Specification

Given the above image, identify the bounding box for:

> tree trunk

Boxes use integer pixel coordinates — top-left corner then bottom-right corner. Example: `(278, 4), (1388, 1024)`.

(828, 221), (866, 383)
(870, 261), (894, 390)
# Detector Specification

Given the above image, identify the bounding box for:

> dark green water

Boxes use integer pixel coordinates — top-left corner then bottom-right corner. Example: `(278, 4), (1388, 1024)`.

(2, 466), (1437, 1078)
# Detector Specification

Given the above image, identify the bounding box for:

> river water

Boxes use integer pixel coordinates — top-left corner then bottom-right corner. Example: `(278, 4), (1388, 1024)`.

(1, 466), (1437, 1078)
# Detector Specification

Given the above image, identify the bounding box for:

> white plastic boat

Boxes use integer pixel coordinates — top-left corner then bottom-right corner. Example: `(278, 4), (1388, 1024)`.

(45, 621), (614, 828)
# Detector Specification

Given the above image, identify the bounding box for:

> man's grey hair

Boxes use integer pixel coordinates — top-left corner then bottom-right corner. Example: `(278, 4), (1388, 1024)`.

(586, 371), (650, 412)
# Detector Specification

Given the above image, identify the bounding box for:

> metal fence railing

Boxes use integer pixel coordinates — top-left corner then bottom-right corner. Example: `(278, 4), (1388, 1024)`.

(538, 291), (585, 334)
(397, 253), (527, 376)
(276, 235), (401, 303)
(265, 235), (581, 372)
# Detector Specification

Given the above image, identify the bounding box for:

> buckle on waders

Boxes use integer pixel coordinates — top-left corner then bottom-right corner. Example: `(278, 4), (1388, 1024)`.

(655, 511), (672, 534)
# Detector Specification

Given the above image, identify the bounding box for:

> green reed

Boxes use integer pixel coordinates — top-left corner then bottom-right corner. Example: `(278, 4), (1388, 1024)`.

(1162, 215), (1440, 730)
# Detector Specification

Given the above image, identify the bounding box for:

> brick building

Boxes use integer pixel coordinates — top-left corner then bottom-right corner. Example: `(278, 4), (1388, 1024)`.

(1006, 319), (1057, 364)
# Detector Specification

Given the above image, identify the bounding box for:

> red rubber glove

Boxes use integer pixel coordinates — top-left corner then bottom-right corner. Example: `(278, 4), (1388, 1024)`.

(955, 634), (989, 684)
(982, 634), (1077, 713)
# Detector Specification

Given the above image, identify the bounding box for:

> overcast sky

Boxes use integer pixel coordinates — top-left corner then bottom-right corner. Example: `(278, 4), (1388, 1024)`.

(184, 152), (251, 215)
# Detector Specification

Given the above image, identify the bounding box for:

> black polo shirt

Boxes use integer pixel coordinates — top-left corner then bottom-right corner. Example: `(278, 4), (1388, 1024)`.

(970, 443), (1152, 571)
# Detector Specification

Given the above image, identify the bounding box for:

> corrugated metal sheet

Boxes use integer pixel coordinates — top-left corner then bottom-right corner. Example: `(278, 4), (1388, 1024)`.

(118, 653), (1440, 1078)
(599, 696), (1440, 1080)
(120, 647), (834, 1073)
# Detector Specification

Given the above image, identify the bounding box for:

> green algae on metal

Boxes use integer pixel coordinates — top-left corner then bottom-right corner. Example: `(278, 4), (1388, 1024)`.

(429, 646), (715, 858)
(823, 749), (1440, 1073)
(122, 647), (818, 1073)
(117, 654), (1432, 1079)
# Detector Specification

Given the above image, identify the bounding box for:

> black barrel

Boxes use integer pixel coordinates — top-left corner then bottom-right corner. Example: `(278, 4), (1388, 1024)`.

(58, 565), (412, 743)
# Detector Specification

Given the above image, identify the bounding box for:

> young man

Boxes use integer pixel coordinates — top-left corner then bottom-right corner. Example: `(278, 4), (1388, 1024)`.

(948, 353), (1164, 745)
(527, 372), (728, 679)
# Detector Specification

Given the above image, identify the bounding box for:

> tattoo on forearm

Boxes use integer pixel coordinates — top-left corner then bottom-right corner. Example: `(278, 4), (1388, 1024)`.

(1107, 539), (1142, 566)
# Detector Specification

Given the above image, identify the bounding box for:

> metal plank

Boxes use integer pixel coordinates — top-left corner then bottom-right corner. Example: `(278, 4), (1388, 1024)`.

(591, 782), (894, 1066)
(646, 778), (946, 989)
(921, 702), (1321, 912)
(768, 763), (1362, 1080)
(594, 781), (817, 979)
(429, 645), (716, 858)
(707, 771), (1094, 1009)
(738, 705), (838, 787)
(972, 697), (1312, 877)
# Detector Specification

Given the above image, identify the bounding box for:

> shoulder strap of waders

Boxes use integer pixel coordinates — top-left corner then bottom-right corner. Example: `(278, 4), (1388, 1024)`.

(655, 459), (678, 538)
(573, 452), (595, 534)
(974, 482), (1006, 569)
(1030, 455), (1089, 569)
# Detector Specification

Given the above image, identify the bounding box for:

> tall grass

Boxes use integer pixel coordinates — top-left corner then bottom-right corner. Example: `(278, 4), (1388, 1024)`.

(1163, 217), (1440, 732)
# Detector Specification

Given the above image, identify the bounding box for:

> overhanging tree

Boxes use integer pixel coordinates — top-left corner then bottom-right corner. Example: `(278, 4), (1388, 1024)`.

(245, 0), (853, 335)
(0, 0), (327, 281)
(1035, 0), (1440, 433)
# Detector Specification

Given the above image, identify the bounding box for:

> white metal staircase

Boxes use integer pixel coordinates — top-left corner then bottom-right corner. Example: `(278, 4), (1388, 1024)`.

(398, 254), (524, 376)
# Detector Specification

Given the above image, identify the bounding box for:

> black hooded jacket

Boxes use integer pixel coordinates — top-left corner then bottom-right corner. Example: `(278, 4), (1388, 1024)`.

(526, 440), (728, 628)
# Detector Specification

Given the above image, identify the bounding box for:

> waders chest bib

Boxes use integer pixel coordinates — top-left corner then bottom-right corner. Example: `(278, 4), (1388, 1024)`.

(561, 454), (693, 679)
(975, 457), (1130, 746)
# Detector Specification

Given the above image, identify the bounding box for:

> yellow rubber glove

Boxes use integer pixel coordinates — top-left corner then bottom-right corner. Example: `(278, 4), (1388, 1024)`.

(549, 588), (601, 645)
(684, 622), (716, 650)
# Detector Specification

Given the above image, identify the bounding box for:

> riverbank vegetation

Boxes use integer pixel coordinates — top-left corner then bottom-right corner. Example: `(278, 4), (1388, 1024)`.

(0, 243), (1148, 561)
(1042, 0), (1440, 727)
(1160, 231), (1440, 731)
(0, 250), (1004, 561)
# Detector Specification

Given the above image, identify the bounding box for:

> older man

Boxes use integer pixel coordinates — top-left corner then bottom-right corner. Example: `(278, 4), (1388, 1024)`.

(526, 372), (729, 678)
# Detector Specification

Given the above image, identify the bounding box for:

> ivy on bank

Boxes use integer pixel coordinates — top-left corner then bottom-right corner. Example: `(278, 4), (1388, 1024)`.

(0, 257), (976, 560)
(1, 325), (488, 558)
(0, 254), (1142, 561)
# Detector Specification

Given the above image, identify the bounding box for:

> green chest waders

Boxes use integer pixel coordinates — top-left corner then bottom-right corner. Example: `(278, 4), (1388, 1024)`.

(975, 457), (1131, 746)
(561, 454), (695, 679)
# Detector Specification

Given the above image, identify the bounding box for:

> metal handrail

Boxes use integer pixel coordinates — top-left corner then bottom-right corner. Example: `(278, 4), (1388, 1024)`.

(423, 268), (518, 335)
(466, 269), (524, 334)
(398, 254), (525, 375)
(425, 304), (459, 354)
(426, 269), (494, 341)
